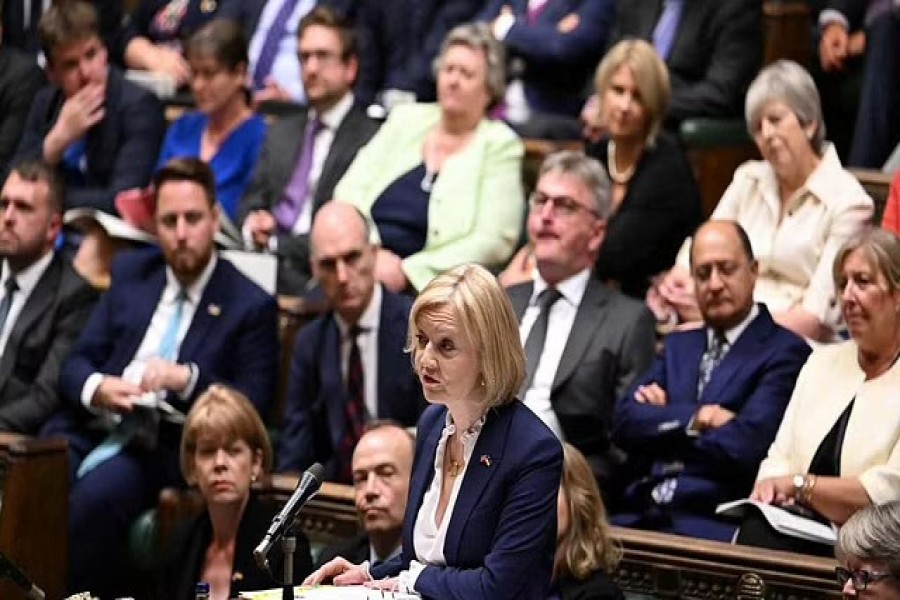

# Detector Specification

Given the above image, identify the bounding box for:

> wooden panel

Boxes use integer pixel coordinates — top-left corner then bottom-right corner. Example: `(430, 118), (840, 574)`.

(0, 435), (68, 600)
(763, 2), (813, 68)
(613, 527), (840, 599)
(849, 168), (892, 225)
(688, 144), (760, 218)
(273, 295), (328, 428)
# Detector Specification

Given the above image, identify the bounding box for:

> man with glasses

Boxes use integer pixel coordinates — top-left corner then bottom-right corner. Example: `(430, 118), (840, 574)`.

(505, 150), (656, 492)
(277, 202), (424, 482)
(238, 6), (379, 294)
(611, 220), (810, 541)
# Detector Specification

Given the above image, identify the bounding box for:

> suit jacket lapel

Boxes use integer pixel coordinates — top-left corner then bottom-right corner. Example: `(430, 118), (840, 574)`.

(700, 306), (772, 404)
(404, 410), (444, 555)
(272, 112), (309, 206)
(443, 405), (510, 562)
(0, 256), (60, 383)
(507, 282), (533, 321)
(552, 279), (608, 390)
(177, 260), (226, 362)
(321, 317), (347, 449)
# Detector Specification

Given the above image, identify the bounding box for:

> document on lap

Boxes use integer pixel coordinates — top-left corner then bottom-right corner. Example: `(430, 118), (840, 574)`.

(716, 499), (838, 545)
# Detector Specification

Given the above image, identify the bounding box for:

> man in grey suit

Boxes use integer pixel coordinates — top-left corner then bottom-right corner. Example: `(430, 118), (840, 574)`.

(506, 151), (655, 492)
(239, 7), (380, 294)
(0, 160), (97, 433)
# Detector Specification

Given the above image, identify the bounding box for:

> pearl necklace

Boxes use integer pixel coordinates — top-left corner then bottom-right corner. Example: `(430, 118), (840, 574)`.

(607, 140), (636, 184)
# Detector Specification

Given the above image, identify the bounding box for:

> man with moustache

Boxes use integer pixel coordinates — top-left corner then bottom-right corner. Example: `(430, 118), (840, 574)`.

(47, 157), (279, 597)
(505, 151), (656, 494)
(316, 421), (414, 566)
(277, 202), (424, 482)
(239, 6), (379, 294)
(12, 0), (164, 215)
(612, 220), (810, 541)
(0, 160), (96, 433)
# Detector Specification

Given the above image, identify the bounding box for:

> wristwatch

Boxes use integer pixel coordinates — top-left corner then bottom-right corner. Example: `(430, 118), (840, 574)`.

(793, 474), (806, 502)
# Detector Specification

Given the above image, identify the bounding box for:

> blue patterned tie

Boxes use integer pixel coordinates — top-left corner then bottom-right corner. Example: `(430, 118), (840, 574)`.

(652, 0), (683, 60)
(77, 289), (188, 478)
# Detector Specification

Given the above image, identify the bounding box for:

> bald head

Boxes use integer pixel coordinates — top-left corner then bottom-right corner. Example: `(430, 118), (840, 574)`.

(690, 220), (758, 331)
(310, 201), (377, 324)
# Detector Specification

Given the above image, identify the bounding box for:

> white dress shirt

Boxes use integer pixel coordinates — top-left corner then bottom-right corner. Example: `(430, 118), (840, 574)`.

(80, 255), (218, 408)
(518, 268), (591, 439)
(247, 0), (316, 102)
(0, 252), (54, 356)
(334, 283), (382, 419)
(401, 412), (486, 592)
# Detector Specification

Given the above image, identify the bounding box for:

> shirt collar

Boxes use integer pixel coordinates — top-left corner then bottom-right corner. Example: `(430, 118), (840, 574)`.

(2, 251), (54, 298)
(709, 302), (760, 347)
(531, 268), (591, 308)
(164, 253), (218, 305)
(312, 92), (354, 132)
(369, 541), (402, 565)
(335, 283), (382, 337)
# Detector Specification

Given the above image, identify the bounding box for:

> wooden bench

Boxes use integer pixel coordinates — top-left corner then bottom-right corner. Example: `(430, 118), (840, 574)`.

(849, 168), (893, 225)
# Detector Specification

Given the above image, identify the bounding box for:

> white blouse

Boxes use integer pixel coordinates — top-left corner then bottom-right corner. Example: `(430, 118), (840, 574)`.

(399, 412), (485, 592)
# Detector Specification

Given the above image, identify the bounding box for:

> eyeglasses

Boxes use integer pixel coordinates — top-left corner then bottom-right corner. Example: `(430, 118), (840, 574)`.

(835, 566), (893, 591)
(528, 192), (598, 219)
(297, 49), (343, 66)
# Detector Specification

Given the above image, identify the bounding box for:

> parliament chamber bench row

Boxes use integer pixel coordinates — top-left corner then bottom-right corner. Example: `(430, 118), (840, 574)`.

(0, 433), (840, 600)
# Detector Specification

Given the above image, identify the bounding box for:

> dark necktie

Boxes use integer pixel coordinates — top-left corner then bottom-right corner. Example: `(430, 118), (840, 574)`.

(252, 0), (301, 88)
(339, 326), (367, 483)
(520, 288), (563, 398)
(0, 277), (19, 335)
(697, 330), (728, 398)
(273, 117), (324, 232)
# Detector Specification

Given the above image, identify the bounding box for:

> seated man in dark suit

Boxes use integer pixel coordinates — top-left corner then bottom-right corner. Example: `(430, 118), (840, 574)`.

(12, 0), (164, 215)
(0, 160), (97, 433)
(316, 420), (414, 567)
(278, 202), (425, 482)
(612, 220), (811, 542)
(238, 7), (380, 294)
(505, 151), (656, 491)
(584, 0), (763, 133)
(45, 157), (279, 598)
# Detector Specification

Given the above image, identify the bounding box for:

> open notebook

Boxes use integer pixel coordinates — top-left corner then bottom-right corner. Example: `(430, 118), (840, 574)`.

(716, 499), (838, 545)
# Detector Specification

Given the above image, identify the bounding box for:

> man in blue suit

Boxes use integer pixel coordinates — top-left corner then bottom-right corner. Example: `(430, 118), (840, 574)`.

(479, 0), (615, 131)
(47, 157), (279, 597)
(277, 202), (425, 481)
(612, 220), (811, 542)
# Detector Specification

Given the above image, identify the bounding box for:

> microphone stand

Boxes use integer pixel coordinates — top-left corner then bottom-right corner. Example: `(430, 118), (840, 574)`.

(281, 523), (297, 600)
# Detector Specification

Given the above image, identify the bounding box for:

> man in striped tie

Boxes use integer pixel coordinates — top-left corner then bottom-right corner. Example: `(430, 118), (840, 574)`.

(45, 157), (280, 598)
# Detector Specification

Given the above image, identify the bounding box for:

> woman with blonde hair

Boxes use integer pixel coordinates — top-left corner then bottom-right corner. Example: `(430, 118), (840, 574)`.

(306, 264), (564, 599)
(554, 443), (624, 599)
(159, 385), (313, 599)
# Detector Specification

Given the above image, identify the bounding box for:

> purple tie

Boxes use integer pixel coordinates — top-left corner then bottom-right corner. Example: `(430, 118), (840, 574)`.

(652, 0), (683, 61)
(273, 117), (323, 232)
(252, 0), (301, 88)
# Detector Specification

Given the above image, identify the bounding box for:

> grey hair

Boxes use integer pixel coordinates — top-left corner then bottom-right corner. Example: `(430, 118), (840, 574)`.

(539, 150), (612, 220)
(745, 59), (826, 154)
(836, 501), (900, 580)
(833, 228), (900, 294)
(434, 22), (506, 107)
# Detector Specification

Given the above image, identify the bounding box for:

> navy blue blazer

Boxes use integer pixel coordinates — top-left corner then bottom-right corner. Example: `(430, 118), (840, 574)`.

(479, 0), (615, 116)
(277, 287), (425, 477)
(59, 248), (279, 419)
(13, 67), (165, 214)
(611, 305), (810, 541)
(370, 402), (563, 600)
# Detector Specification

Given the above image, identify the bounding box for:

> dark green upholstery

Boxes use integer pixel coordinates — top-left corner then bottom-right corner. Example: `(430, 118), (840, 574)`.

(679, 118), (751, 148)
(128, 507), (160, 576)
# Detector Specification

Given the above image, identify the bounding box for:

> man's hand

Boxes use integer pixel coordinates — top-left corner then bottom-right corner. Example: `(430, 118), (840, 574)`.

(819, 22), (850, 71)
(45, 83), (106, 162)
(498, 245), (534, 288)
(750, 476), (796, 505)
(375, 248), (408, 292)
(150, 46), (191, 86)
(92, 376), (142, 413)
(252, 77), (292, 107)
(693, 404), (736, 431)
(246, 210), (277, 249)
(635, 383), (668, 406)
(139, 358), (191, 394)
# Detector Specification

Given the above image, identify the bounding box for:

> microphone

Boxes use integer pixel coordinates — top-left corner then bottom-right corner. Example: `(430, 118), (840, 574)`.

(0, 551), (45, 600)
(254, 462), (325, 570)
